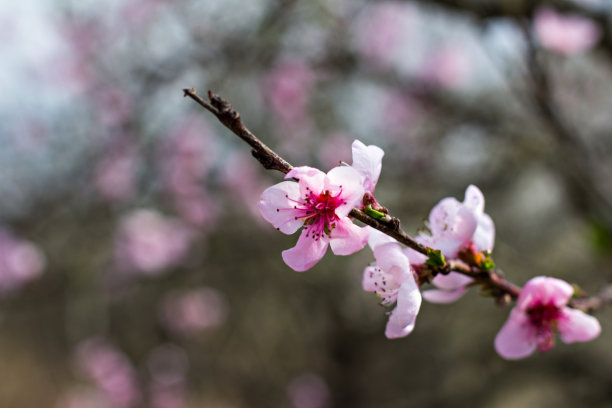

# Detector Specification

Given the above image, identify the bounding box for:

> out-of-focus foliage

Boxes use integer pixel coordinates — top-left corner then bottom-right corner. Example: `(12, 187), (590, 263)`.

(2, 0), (612, 407)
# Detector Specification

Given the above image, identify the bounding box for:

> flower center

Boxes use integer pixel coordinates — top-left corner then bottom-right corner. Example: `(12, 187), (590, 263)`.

(290, 187), (346, 241)
(527, 302), (563, 352)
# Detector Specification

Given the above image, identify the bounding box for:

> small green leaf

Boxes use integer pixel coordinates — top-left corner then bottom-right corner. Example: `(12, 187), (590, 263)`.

(364, 205), (387, 220)
(426, 248), (446, 267)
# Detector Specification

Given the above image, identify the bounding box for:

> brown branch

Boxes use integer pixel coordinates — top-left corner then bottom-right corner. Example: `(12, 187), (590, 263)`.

(183, 87), (609, 313)
(183, 88), (293, 174)
(571, 284), (612, 313)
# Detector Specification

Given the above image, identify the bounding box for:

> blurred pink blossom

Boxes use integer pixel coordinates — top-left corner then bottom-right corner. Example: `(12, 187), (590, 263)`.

(148, 345), (189, 408)
(287, 373), (331, 408)
(75, 338), (142, 408)
(120, 0), (164, 28)
(161, 117), (215, 195)
(114, 209), (193, 275)
(222, 152), (269, 220)
(418, 45), (471, 89)
(160, 116), (218, 228)
(355, 2), (415, 69)
(55, 386), (112, 408)
(535, 7), (601, 55)
(381, 91), (418, 140)
(96, 87), (134, 128)
(0, 229), (45, 292)
(50, 20), (104, 92)
(262, 60), (315, 126)
(160, 288), (228, 336)
(94, 145), (138, 203)
(316, 132), (352, 170)
(495, 277), (601, 359)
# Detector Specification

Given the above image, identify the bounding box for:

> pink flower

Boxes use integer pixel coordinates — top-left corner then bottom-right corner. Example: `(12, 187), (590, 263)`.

(419, 185), (494, 303)
(535, 7), (601, 56)
(350, 140), (384, 194)
(363, 229), (422, 338)
(495, 276), (601, 360)
(0, 229), (46, 292)
(287, 372), (330, 408)
(261, 60), (315, 126)
(94, 144), (138, 203)
(422, 185), (495, 258)
(114, 209), (193, 275)
(75, 338), (142, 408)
(259, 166), (369, 271)
(354, 2), (415, 69)
(160, 288), (228, 336)
(418, 45), (471, 90)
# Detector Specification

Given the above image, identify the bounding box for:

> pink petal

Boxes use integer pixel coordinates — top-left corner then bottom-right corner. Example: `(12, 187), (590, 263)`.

(351, 140), (384, 193)
(286, 166), (326, 197)
(428, 199), (477, 257)
(372, 242), (410, 279)
(367, 227), (396, 250)
(428, 197), (461, 236)
(559, 307), (601, 343)
(385, 277), (421, 339)
(326, 166), (365, 218)
(329, 219), (369, 256)
(403, 247), (428, 265)
(463, 185), (485, 214)
(473, 213), (495, 252)
(362, 266), (380, 292)
(282, 230), (329, 272)
(517, 276), (573, 310)
(494, 308), (536, 360)
(431, 272), (473, 291)
(258, 181), (303, 234)
(422, 287), (467, 304)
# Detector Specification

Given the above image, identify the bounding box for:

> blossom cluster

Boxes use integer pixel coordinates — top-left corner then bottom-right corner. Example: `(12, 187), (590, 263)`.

(258, 140), (601, 360)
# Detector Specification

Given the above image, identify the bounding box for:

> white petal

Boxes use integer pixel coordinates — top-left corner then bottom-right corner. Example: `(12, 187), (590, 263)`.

(431, 272), (472, 291)
(373, 242), (410, 279)
(351, 140), (384, 193)
(367, 227), (396, 250)
(463, 184), (485, 214)
(385, 277), (422, 339)
(422, 287), (468, 304)
(472, 213), (495, 252)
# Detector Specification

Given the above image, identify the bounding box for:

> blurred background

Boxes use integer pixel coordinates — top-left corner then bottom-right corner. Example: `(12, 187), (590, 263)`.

(2, 0), (612, 406)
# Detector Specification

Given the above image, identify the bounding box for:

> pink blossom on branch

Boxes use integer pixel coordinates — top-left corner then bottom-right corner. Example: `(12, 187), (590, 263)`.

(258, 165), (369, 271)
(418, 185), (495, 303)
(494, 276), (601, 360)
(363, 229), (422, 338)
